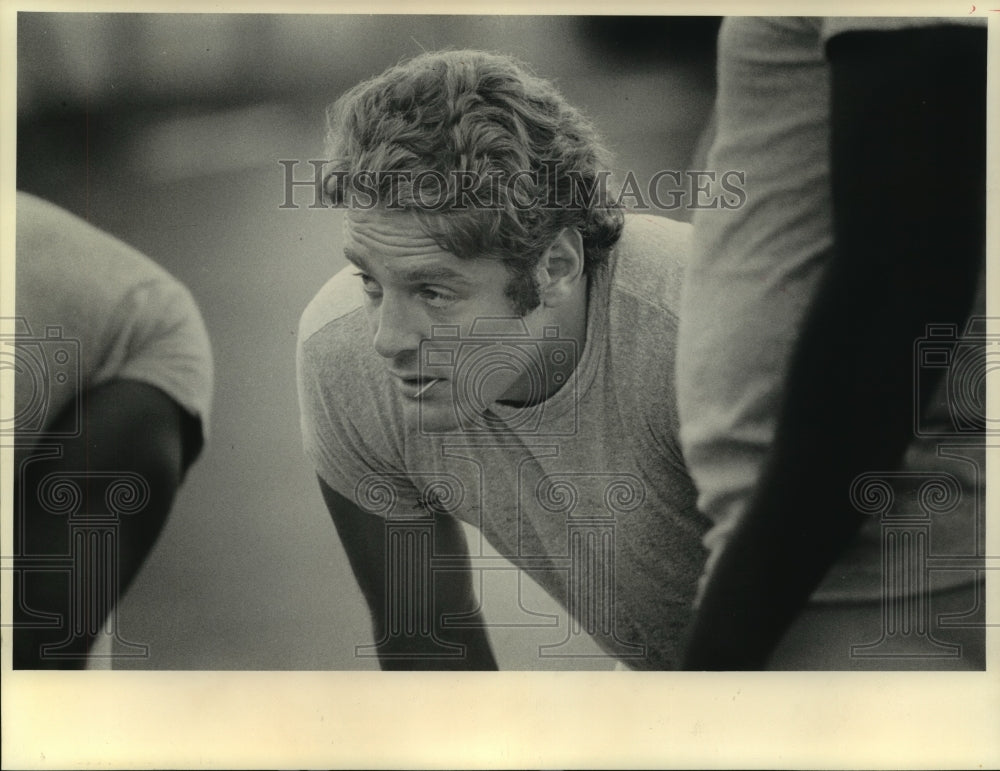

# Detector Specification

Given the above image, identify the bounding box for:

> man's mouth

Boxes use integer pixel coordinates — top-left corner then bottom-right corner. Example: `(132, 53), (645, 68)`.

(393, 374), (444, 398)
(413, 378), (441, 397)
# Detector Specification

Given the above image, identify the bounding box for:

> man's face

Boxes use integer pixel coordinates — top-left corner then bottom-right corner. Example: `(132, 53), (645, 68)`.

(343, 208), (545, 433)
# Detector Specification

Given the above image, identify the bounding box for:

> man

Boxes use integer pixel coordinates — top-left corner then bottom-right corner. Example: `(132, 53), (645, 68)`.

(297, 50), (709, 670)
(12, 192), (214, 668)
(676, 17), (987, 669)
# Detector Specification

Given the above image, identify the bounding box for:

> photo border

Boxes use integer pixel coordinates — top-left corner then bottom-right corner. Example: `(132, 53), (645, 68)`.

(1, 1), (997, 768)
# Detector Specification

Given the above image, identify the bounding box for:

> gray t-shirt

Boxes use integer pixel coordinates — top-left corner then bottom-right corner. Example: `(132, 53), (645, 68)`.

(14, 192), (214, 446)
(298, 213), (709, 669)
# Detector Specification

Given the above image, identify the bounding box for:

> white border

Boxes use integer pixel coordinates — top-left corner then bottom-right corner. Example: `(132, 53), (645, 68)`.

(1, 3), (997, 768)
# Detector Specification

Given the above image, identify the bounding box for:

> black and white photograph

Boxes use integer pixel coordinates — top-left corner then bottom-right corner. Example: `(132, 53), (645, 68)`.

(2, 4), (997, 768)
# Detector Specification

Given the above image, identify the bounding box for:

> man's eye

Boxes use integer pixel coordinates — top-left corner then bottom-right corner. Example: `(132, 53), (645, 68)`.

(354, 272), (382, 296)
(418, 287), (458, 308)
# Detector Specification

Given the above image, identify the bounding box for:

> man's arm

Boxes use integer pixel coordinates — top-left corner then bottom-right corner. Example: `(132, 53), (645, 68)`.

(14, 379), (197, 668)
(682, 24), (986, 669)
(317, 477), (498, 670)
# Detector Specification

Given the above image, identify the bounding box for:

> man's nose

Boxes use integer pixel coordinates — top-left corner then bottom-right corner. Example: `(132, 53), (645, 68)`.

(372, 298), (421, 359)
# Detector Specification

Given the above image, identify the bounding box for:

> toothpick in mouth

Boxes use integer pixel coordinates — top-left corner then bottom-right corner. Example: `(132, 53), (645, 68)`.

(414, 378), (440, 397)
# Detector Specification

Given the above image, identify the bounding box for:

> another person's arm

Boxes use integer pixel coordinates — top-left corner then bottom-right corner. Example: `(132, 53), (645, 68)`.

(13, 192), (213, 669)
(682, 24), (986, 669)
(318, 477), (498, 670)
(14, 379), (200, 668)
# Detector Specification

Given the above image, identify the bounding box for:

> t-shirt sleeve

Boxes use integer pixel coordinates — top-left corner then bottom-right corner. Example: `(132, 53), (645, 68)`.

(15, 192), (214, 442)
(296, 314), (422, 518)
(297, 328), (372, 501)
(99, 277), (213, 437)
(609, 215), (691, 473)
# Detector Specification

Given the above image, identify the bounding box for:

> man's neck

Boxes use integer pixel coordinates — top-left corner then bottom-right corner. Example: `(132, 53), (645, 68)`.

(497, 274), (590, 407)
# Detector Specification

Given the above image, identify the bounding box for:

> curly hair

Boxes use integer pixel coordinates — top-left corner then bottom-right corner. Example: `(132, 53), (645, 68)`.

(323, 49), (624, 314)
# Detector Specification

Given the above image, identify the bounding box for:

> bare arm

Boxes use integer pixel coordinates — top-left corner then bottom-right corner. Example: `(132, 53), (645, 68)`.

(317, 476), (498, 670)
(14, 379), (198, 668)
(682, 25), (986, 669)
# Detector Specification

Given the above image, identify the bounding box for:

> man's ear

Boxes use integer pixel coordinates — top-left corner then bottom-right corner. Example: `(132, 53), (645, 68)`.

(536, 228), (585, 307)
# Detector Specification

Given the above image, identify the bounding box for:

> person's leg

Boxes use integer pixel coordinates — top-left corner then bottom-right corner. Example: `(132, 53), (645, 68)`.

(13, 379), (200, 669)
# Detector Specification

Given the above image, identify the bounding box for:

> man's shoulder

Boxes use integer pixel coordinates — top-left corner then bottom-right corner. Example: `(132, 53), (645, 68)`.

(298, 265), (366, 350)
(15, 190), (207, 350)
(17, 191), (188, 306)
(598, 215), (690, 466)
(611, 213), (690, 314)
(296, 265), (386, 431)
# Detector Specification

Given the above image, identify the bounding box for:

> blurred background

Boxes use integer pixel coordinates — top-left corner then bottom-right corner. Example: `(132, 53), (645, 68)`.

(15, 13), (720, 669)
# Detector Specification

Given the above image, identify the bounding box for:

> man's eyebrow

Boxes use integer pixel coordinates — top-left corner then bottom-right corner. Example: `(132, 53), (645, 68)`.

(397, 265), (472, 285)
(345, 244), (473, 285)
(343, 247), (369, 271)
